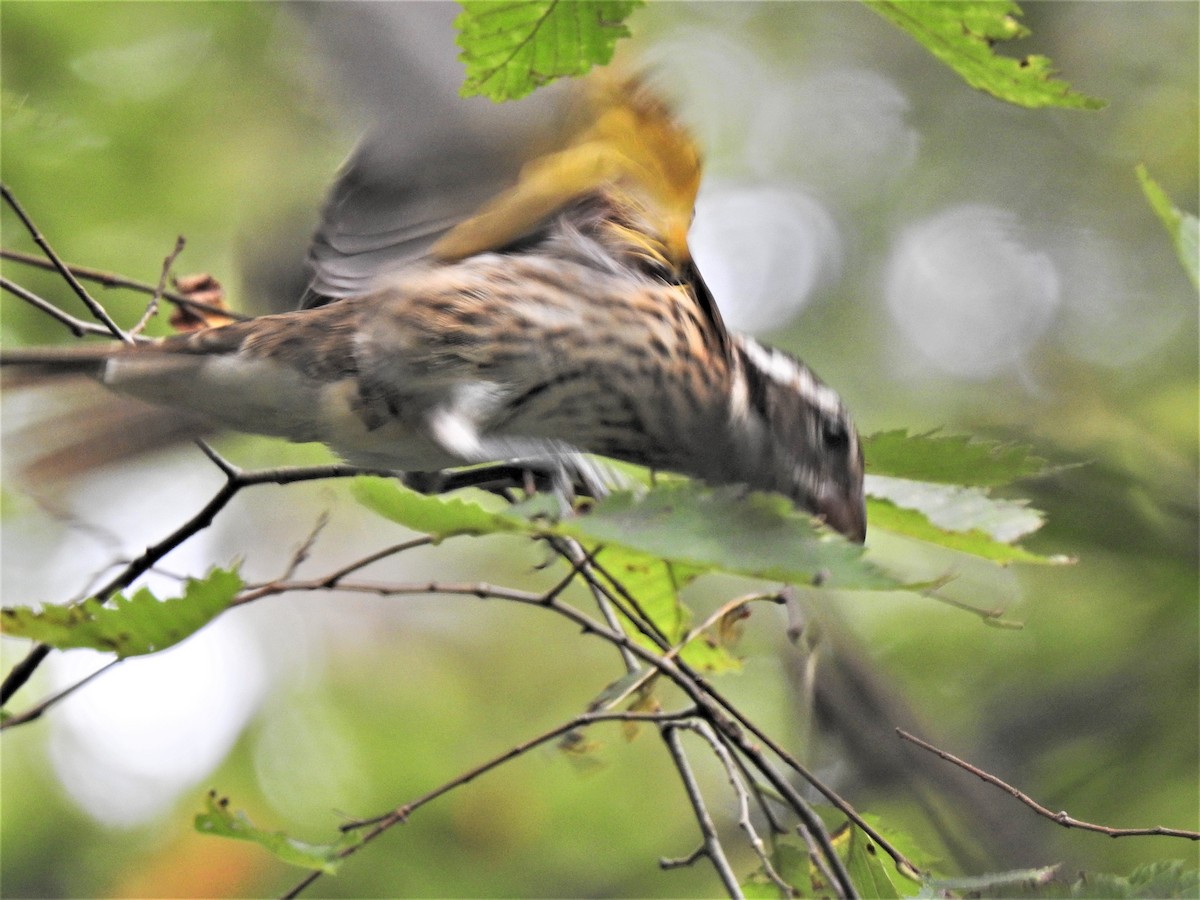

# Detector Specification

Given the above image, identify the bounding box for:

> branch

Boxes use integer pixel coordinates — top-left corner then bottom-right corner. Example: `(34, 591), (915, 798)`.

(659, 723), (744, 898)
(0, 276), (117, 338)
(225, 552), (858, 897)
(0, 246), (251, 321)
(0, 659), (121, 729)
(547, 536), (641, 674)
(282, 707), (698, 899)
(1, 183), (131, 342)
(0, 454), (398, 706)
(678, 719), (793, 896)
(130, 235), (186, 335)
(897, 729), (1200, 841)
(675, 655), (913, 883)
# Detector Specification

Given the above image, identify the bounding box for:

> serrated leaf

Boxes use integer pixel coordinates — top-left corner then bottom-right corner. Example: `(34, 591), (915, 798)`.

(1137, 164), (1199, 289)
(456, 0), (643, 101)
(558, 484), (896, 590)
(864, 430), (1050, 487)
(981, 862), (1200, 899)
(352, 476), (521, 539)
(866, 475), (1043, 542)
(194, 791), (359, 873)
(867, 497), (1068, 564)
(354, 477), (897, 590)
(865, 1), (1104, 110)
(1104, 861), (1199, 900)
(0, 567), (242, 657)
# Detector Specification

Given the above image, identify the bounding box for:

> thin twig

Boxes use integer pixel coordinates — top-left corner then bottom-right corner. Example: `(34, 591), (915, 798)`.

(277, 511), (331, 582)
(896, 729), (1200, 841)
(582, 590), (781, 717)
(282, 707), (698, 899)
(796, 820), (843, 897)
(233, 576), (549, 608)
(727, 745), (790, 838)
(677, 656), (913, 882)
(1, 183), (131, 342)
(659, 723), (744, 897)
(130, 235), (186, 336)
(0, 659), (121, 729)
(311, 536), (437, 587)
(549, 537), (641, 674)
(683, 719), (794, 896)
(0, 246), (251, 321)
(0, 458), (398, 707)
(0, 276), (115, 338)
(232, 562), (857, 895)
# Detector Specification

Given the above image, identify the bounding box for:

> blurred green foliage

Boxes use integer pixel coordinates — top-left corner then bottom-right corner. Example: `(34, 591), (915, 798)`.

(1, 2), (1197, 898)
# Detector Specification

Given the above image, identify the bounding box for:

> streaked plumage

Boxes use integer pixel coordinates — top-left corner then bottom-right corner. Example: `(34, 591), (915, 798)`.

(2, 79), (866, 541)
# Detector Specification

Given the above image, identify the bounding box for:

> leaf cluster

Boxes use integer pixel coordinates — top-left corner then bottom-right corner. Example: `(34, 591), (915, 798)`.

(456, 0), (1102, 110)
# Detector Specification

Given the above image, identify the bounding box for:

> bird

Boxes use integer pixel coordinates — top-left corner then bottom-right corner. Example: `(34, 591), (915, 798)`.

(1, 75), (866, 542)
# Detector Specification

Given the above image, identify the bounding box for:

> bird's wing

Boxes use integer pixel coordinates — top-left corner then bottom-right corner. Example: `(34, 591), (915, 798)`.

(305, 28), (730, 349)
(299, 2), (576, 307)
(431, 77), (729, 347)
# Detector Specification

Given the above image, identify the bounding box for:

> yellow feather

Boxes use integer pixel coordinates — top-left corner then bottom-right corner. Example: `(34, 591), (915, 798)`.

(432, 78), (701, 272)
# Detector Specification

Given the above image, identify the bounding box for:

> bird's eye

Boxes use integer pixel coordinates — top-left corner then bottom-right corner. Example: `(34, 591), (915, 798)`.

(821, 416), (849, 451)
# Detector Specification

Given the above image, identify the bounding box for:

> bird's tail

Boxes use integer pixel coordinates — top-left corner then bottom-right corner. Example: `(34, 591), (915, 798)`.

(0, 343), (120, 383)
(1, 342), (216, 483)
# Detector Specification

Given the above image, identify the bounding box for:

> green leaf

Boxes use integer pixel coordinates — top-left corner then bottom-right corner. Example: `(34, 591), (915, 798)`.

(867, 498), (1067, 565)
(953, 861), (1200, 899)
(1092, 861), (1200, 900)
(867, 475), (1043, 543)
(864, 430), (1050, 487)
(352, 476), (521, 539)
(1137, 164), (1200, 289)
(0, 567), (242, 657)
(864, 1), (1104, 109)
(593, 546), (693, 642)
(354, 477), (895, 590)
(842, 826), (903, 899)
(741, 838), (810, 896)
(456, 0), (643, 101)
(557, 484), (895, 590)
(194, 791), (360, 874)
(589, 544), (740, 672)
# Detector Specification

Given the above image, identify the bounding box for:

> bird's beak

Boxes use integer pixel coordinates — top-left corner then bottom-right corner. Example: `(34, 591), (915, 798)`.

(817, 489), (867, 544)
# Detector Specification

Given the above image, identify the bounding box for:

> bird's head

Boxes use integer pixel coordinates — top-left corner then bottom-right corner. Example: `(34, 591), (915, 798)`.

(729, 335), (866, 543)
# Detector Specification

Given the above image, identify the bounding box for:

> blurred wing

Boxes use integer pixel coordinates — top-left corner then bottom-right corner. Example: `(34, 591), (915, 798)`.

(299, 2), (576, 307)
(301, 4), (726, 342)
(431, 78), (729, 344)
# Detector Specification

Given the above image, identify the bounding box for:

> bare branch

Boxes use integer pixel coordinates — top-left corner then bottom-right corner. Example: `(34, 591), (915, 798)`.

(0, 246), (251, 321)
(675, 656), (916, 882)
(1, 183), (131, 343)
(549, 536), (641, 674)
(0, 276), (115, 338)
(282, 707), (698, 899)
(660, 723), (744, 898)
(681, 719), (794, 896)
(0, 459), (399, 706)
(130, 235), (186, 336)
(0, 659), (121, 729)
(897, 728), (1200, 841)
